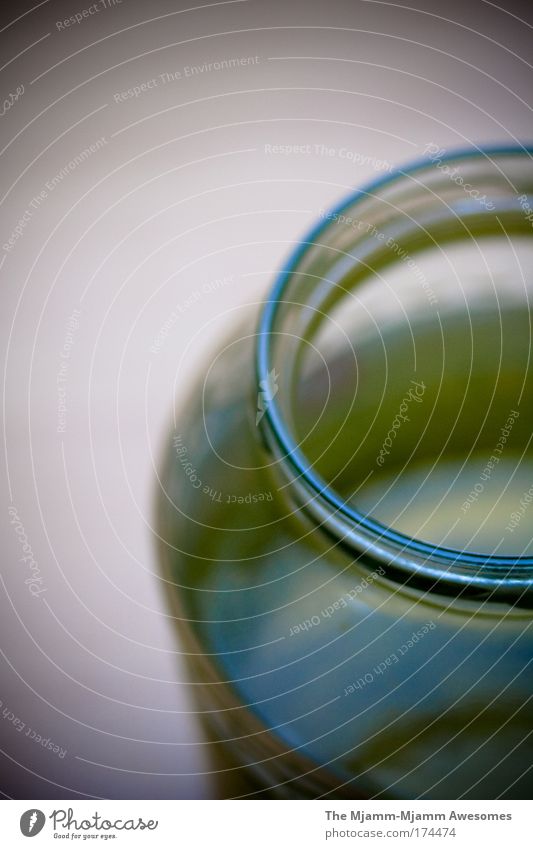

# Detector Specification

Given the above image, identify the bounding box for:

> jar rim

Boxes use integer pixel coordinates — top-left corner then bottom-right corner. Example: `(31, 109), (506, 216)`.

(256, 143), (533, 589)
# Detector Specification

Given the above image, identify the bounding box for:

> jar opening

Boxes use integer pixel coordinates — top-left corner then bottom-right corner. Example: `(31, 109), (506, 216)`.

(256, 145), (533, 591)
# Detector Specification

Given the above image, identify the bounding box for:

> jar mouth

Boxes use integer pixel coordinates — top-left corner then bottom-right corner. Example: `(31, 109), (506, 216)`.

(256, 144), (533, 591)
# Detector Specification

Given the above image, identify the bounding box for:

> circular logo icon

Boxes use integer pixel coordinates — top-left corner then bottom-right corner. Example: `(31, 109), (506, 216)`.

(20, 810), (46, 837)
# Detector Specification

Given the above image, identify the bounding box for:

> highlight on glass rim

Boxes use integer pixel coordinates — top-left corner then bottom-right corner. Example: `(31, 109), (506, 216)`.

(158, 145), (533, 800)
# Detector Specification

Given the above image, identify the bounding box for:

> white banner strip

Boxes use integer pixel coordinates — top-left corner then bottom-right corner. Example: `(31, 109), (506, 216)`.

(1, 799), (531, 847)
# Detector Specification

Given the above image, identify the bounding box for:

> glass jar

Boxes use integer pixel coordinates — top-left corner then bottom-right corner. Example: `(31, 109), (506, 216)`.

(157, 146), (533, 799)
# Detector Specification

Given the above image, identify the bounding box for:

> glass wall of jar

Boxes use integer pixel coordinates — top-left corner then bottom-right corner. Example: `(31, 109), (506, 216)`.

(157, 146), (533, 799)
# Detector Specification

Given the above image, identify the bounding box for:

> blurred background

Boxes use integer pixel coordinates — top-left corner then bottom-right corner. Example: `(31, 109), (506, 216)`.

(0, 0), (532, 798)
